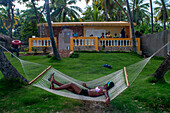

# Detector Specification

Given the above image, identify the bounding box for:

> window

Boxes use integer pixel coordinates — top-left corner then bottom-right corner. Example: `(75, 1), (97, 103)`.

(86, 29), (106, 37)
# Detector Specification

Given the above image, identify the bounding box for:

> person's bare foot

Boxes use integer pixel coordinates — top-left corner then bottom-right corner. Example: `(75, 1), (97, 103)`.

(48, 73), (54, 81)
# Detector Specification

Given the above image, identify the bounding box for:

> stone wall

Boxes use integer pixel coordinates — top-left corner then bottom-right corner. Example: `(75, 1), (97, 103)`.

(73, 46), (96, 51)
(141, 30), (169, 57)
(98, 47), (133, 51)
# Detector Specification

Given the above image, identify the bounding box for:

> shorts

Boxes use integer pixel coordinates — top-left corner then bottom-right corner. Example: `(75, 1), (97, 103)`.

(80, 89), (89, 96)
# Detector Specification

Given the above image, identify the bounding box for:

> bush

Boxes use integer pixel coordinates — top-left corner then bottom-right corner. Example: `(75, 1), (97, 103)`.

(69, 53), (79, 58)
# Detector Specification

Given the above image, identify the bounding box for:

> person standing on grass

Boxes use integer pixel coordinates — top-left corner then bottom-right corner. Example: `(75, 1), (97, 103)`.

(48, 73), (114, 105)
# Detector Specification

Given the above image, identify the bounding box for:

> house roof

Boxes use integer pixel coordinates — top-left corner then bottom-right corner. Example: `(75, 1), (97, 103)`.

(38, 21), (135, 27)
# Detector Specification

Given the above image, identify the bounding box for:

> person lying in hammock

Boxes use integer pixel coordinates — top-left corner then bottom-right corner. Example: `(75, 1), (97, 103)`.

(48, 73), (114, 105)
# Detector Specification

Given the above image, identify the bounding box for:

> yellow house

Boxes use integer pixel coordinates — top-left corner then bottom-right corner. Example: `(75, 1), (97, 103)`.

(38, 21), (133, 38)
(29, 21), (140, 52)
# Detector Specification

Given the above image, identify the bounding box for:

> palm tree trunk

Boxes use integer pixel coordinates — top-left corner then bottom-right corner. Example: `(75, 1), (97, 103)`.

(32, 0), (38, 22)
(150, 0), (153, 34)
(160, 0), (167, 30)
(45, 0), (61, 60)
(104, 0), (108, 21)
(153, 53), (170, 79)
(114, 0), (129, 22)
(8, 1), (13, 39)
(0, 49), (28, 82)
(132, 0), (135, 22)
(126, 0), (136, 52)
(32, 0), (46, 36)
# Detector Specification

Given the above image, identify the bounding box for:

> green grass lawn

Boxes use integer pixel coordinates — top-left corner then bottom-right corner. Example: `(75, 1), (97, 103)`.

(0, 52), (169, 112)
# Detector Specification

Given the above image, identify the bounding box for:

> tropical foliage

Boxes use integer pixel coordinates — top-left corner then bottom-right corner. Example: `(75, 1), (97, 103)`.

(154, 0), (170, 23)
(0, 0), (169, 40)
(130, 0), (150, 25)
(50, 0), (82, 22)
(14, 8), (46, 41)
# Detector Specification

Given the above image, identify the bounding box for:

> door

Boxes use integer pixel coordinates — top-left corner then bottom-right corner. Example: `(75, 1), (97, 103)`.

(58, 29), (73, 50)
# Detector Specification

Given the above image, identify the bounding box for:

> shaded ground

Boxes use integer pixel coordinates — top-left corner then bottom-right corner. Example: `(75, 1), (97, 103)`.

(63, 101), (121, 113)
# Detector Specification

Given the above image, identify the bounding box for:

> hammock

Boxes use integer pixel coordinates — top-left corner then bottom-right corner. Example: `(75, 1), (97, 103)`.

(0, 42), (169, 102)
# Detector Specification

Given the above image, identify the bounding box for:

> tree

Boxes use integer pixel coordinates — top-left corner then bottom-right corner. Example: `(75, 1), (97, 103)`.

(50, 0), (82, 22)
(0, 7), (8, 35)
(86, 0), (128, 21)
(130, 0), (150, 25)
(132, 0), (135, 21)
(154, 0), (169, 28)
(126, 0), (136, 52)
(150, 0), (153, 34)
(45, 0), (61, 60)
(21, 0), (46, 36)
(0, 0), (15, 38)
(114, 0), (128, 21)
(14, 7), (46, 41)
(82, 2), (102, 21)
(160, 0), (167, 30)
(0, 48), (28, 82)
(153, 53), (170, 80)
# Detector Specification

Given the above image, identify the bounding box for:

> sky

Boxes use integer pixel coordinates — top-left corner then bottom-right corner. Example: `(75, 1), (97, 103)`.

(14, 0), (93, 11)
(14, 0), (158, 16)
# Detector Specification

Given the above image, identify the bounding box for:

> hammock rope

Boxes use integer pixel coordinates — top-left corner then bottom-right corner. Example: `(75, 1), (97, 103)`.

(0, 41), (169, 102)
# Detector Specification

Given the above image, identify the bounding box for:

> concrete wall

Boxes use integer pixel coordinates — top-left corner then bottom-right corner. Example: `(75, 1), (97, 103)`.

(141, 30), (169, 57)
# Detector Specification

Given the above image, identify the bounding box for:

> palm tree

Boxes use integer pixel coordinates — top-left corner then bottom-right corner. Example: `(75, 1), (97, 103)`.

(104, 0), (108, 21)
(126, 0), (136, 52)
(82, 3), (101, 21)
(150, 0), (153, 34)
(160, 0), (168, 30)
(130, 0), (150, 25)
(86, 0), (128, 21)
(116, 0), (128, 19)
(15, 8), (46, 41)
(0, 49), (28, 82)
(45, 0), (61, 60)
(50, 0), (82, 22)
(154, 0), (169, 28)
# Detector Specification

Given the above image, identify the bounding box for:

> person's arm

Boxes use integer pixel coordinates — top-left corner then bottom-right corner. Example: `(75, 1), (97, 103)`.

(103, 89), (110, 106)
(82, 83), (91, 89)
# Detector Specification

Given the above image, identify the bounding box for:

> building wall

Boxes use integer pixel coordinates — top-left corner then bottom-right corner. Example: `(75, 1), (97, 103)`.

(41, 24), (131, 40)
(84, 26), (130, 38)
(42, 26), (83, 48)
(43, 26), (83, 38)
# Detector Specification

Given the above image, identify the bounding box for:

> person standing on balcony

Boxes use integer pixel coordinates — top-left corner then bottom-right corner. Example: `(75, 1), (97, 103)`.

(113, 33), (119, 38)
(101, 33), (105, 38)
(120, 28), (126, 38)
(73, 32), (78, 37)
(106, 31), (112, 38)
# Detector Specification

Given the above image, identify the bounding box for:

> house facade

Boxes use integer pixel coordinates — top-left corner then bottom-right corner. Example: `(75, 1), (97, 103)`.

(37, 21), (135, 51)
